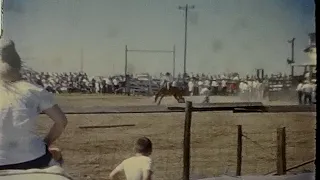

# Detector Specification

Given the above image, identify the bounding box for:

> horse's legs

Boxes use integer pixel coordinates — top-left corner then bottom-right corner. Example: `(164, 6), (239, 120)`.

(173, 94), (180, 103)
(157, 94), (165, 105)
(154, 91), (160, 103)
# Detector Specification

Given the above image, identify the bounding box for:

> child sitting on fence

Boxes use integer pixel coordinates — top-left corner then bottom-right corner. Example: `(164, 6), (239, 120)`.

(109, 137), (153, 180)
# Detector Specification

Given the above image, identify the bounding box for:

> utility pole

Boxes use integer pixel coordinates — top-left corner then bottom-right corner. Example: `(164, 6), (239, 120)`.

(0, 0), (3, 39)
(125, 45), (129, 96)
(287, 38), (295, 77)
(80, 48), (84, 72)
(173, 45), (176, 79)
(178, 4), (195, 83)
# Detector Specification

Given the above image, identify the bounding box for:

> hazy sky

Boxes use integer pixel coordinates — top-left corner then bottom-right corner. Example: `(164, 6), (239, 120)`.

(3, 0), (315, 76)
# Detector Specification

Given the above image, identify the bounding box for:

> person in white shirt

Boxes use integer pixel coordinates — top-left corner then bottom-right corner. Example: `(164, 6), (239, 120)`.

(188, 79), (194, 96)
(296, 80), (304, 104)
(161, 72), (173, 90)
(211, 79), (218, 95)
(302, 81), (313, 105)
(200, 86), (210, 103)
(113, 77), (120, 93)
(110, 137), (153, 180)
(197, 80), (204, 94)
(239, 81), (249, 100)
(0, 39), (68, 170)
(221, 79), (227, 95)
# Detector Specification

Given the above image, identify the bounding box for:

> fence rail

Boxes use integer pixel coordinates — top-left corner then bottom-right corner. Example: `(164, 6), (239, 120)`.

(181, 101), (315, 180)
(41, 103), (316, 115)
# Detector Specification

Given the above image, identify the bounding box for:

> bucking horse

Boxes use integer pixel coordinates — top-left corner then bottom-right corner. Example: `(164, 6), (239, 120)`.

(154, 81), (186, 105)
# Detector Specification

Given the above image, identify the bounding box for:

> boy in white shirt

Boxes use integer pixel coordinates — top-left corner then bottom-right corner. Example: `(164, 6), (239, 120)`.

(109, 137), (153, 180)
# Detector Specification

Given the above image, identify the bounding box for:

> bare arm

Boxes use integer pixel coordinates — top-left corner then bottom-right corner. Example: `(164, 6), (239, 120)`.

(142, 170), (152, 180)
(109, 163), (123, 180)
(142, 158), (153, 180)
(43, 105), (68, 146)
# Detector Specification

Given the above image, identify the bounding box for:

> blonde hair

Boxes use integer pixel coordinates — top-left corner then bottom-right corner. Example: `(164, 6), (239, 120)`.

(0, 39), (22, 82)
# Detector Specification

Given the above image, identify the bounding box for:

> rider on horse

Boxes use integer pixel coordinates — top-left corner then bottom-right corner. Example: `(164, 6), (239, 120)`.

(161, 72), (173, 90)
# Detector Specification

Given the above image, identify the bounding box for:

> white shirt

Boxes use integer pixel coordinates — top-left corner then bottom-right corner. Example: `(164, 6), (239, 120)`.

(211, 80), (218, 87)
(114, 156), (152, 180)
(296, 83), (303, 91)
(221, 80), (227, 87)
(113, 79), (119, 86)
(188, 81), (194, 91)
(252, 81), (258, 89)
(200, 87), (210, 96)
(204, 80), (210, 87)
(302, 83), (314, 93)
(172, 81), (177, 87)
(105, 78), (112, 85)
(0, 81), (55, 165)
(239, 82), (248, 92)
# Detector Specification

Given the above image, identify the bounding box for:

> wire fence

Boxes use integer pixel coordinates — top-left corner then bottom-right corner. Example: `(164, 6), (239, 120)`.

(36, 109), (315, 180)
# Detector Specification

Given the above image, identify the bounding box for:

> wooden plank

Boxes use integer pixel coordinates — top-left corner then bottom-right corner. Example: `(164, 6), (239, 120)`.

(38, 104), (315, 115)
(79, 124), (135, 129)
(264, 105), (316, 112)
(233, 108), (264, 113)
(266, 159), (315, 175)
(183, 101), (192, 180)
(170, 104), (316, 113)
(168, 102), (264, 111)
(236, 125), (242, 176)
(41, 105), (183, 114)
(276, 127), (286, 175)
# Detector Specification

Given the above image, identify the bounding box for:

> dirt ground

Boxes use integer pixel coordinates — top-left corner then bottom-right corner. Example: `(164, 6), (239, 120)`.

(36, 94), (316, 180)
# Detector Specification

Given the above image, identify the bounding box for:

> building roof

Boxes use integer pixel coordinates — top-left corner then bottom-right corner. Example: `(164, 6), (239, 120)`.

(304, 45), (316, 53)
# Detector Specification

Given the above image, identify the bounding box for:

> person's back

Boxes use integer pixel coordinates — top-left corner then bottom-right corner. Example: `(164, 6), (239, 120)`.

(0, 81), (51, 165)
(120, 155), (152, 180)
(0, 38), (67, 170)
(109, 137), (153, 180)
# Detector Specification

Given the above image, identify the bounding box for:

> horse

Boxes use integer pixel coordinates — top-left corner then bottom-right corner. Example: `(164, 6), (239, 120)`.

(154, 82), (186, 105)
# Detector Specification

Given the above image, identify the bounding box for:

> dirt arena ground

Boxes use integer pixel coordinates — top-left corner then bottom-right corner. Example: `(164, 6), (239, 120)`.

(36, 94), (315, 180)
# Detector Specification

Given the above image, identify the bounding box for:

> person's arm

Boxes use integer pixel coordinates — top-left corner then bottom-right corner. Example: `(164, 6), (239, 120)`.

(142, 158), (153, 180)
(109, 162), (124, 180)
(37, 89), (67, 146)
(43, 105), (68, 146)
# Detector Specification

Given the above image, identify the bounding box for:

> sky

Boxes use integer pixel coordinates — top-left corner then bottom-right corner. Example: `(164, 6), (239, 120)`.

(2, 0), (316, 76)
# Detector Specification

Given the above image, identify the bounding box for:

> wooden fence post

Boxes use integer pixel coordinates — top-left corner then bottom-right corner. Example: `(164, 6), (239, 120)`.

(236, 125), (242, 176)
(183, 101), (192, 180)
(276, 127), (286, 175)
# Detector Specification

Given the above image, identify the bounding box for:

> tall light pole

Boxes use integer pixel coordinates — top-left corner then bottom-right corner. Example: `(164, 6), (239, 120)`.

(287, 38), (295, 77)
(80, 48), (84, 72)
(178, 4), (195, 83)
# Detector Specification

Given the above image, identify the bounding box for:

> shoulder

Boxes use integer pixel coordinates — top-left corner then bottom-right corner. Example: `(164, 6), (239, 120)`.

(139, 156), (152, 164)
(14, 80), (45, 92)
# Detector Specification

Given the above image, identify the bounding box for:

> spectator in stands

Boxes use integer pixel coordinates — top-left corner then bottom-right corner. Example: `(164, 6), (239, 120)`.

(188, 78), (194, 96)
(0, 39), (68, 170)
(211, 79), (218, 95)
(221, 79), (227, 95)
(302, 80), (313, 105)
(296, 80), (304, 104)
(109, 137), (153, 180)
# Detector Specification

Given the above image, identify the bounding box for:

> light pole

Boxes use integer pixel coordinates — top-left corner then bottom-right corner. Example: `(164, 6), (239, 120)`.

(80, 48), (84, 72)
(178, 4), (195, 83)
(287, 38), (295, 77)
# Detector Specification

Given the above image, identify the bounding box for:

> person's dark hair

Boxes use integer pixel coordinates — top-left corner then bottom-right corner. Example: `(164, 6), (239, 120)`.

(134, 137), (152, 155)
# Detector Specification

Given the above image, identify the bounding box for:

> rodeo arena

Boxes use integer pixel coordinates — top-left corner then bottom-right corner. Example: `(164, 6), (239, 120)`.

(0, 32), (316, 180)
(0, 2), (317, 180)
